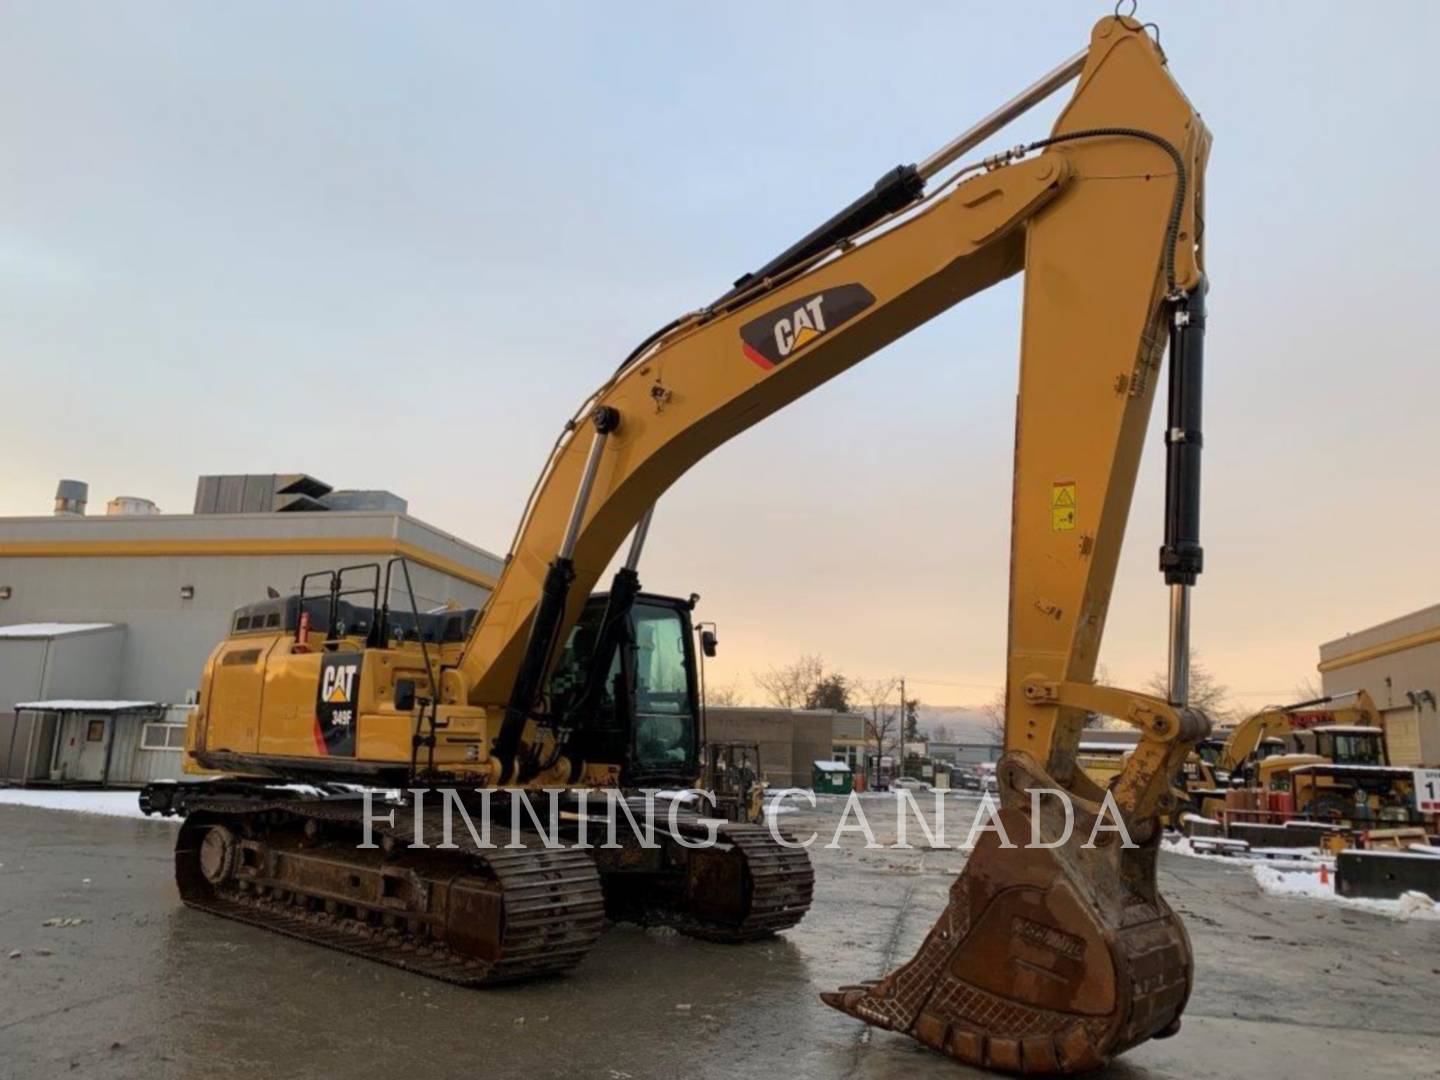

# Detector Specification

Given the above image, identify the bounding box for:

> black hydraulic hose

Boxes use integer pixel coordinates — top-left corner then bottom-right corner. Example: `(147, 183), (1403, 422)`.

(612, 128), (1186, 385)
(1018, 126), (1187, 294)
(610, 315), (688, 378)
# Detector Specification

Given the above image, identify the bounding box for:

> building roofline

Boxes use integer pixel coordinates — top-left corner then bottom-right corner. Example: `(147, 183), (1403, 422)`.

(0, 512), (501, 589)
(0, 622), (120, 640)
(1318, 604), (1440, 673)
(16, 700), (162, 712)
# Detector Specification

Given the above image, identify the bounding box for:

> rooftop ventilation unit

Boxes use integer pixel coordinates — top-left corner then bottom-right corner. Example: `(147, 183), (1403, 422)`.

(53, 479), (88, 516)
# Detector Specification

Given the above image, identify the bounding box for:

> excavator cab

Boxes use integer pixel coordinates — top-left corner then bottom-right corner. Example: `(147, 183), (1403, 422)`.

(548, 591), (702, 786)
(1306, 726), (1385, 766)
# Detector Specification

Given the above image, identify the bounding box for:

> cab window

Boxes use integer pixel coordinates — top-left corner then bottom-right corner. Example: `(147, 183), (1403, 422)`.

(631, 602), (694, 768)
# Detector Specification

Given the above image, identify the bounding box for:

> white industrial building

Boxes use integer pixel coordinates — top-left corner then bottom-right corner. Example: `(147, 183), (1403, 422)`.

(1319, 602), (1440, 767)
(0, 475), (503, 784)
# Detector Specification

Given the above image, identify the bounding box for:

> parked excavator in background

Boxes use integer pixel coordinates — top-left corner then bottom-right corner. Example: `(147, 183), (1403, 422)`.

(703, 741), (766, 824)
(1253, 721), (1418, 825)
(1172, 691), (1421, 827)
(144, 9), (1213, 1074)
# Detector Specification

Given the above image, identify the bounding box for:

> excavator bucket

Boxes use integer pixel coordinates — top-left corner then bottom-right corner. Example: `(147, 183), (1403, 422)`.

(823, 755), (1192, 1074)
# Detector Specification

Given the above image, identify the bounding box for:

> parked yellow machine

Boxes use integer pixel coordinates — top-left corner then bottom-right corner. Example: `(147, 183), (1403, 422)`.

(1167, 692), (1422, 827)
(1223, 691), (1381, 784)
(1255, 723), (1418, 824)
(144, 11), (1216, 1074)
(703, 741), (766, 824)
(1172, 692), (1381, 818)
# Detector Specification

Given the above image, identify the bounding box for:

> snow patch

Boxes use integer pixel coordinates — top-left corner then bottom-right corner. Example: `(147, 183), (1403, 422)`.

(14, 700), (160, 712)
(0, 789), (177, 822)
(1251, 863), (1440, 921)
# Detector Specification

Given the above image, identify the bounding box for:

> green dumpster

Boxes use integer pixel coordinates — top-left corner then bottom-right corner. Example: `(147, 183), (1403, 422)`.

(812, 759), (852, 795)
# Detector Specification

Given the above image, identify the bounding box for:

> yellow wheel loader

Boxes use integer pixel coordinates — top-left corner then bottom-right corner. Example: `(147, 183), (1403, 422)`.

(1256, 722), (1419, 825)
(144, 10), (1214, 1074)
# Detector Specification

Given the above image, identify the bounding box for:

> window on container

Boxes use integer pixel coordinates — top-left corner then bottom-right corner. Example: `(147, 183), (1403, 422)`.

(141, 723), (187, 752)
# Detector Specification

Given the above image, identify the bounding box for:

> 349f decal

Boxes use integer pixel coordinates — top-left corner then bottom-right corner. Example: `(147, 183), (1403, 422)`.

(314, 652), (362, 756)
(739, 284), (875, 369)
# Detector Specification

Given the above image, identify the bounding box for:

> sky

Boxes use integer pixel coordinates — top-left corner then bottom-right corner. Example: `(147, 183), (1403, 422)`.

(3, 1), (1438, 716)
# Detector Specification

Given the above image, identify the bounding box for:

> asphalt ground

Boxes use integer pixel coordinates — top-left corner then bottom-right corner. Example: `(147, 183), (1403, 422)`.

(2, 795), (1437, 1079)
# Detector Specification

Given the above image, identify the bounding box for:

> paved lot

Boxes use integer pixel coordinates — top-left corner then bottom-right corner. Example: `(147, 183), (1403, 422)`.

(2, 796), (1438, 1079)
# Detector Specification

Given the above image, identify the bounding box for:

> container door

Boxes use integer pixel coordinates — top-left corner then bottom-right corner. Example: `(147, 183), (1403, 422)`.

(50, 714), (110, 782)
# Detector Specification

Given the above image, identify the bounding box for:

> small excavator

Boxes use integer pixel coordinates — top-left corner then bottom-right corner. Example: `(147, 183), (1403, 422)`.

(144, 10), (1211, 1075)
(1180, 694), (1405, 817)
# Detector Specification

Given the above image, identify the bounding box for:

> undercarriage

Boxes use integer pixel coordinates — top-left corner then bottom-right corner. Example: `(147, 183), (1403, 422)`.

(142, 782), (813, 985)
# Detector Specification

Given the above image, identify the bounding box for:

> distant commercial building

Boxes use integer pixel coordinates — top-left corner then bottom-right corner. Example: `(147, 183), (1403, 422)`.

(831, 713), (869, 770)
(704, 706), (838, 789)
(0, 475), (502, 781)
(927, 741), (1004, 766)
(192, 473), (409, 515)
(1319, 603), (1440, 767)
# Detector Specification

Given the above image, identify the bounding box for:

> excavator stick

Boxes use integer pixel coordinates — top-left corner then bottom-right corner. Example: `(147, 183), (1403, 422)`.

(815, 14), (1212, 1069)
(823, 753), (1194, 1074)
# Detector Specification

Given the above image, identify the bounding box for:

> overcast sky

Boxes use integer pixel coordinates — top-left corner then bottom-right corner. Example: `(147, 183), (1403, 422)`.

(3, 2), (1437, 713)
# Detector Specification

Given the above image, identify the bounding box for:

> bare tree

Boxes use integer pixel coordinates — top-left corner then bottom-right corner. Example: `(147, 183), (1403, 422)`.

(752, 654), (825, 709)
(980, 688), (1006, 746)
(705, 680), (746, 707)
(852, 676), (901, 771)
(1144, 649), (1234, 722)
(931, 721), (952, 744)
(1292, 677), (1324, 704)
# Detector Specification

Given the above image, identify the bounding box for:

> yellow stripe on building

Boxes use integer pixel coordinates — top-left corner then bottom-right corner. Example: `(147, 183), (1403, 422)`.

(0, 538), (498, 591)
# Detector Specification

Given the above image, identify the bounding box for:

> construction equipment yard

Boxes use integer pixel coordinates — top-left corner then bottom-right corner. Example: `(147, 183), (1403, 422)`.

(5, 4), (1440, 1078)
(3, 795), (1436, 1080)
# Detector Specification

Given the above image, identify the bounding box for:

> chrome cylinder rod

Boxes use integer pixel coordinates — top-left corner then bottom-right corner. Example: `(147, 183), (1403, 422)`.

(916, 48), (1088, 181)
(559, 407), (619, 560)
(623, 505), (655, 572)
(1167, 584), (1191, 706)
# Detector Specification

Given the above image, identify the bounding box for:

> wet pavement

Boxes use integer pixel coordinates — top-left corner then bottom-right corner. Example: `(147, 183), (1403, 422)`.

(2, 796), (1438, 1079)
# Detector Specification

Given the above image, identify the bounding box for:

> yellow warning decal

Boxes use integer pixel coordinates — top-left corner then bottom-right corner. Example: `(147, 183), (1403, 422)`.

(1051, 482), (1076, 531)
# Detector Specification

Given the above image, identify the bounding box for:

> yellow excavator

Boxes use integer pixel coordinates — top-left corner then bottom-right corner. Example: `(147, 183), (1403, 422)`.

(1180, 691), (1385, 818)
(143, 11), (1211, 1075)
(1223, 691), (1382, 786)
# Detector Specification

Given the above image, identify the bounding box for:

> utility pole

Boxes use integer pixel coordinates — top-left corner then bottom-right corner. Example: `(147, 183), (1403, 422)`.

(899, 675), (906, 769)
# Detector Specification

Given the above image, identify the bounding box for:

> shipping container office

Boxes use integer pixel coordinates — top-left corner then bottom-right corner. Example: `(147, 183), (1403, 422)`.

(8, 701), (192, 786)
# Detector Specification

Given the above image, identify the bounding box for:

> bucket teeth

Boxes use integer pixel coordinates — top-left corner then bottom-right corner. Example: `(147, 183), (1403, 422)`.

(822, 801), (1193, 1075)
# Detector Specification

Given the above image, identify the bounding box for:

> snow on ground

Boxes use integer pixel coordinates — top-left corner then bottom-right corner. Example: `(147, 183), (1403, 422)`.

(1252, 863), (1440, 922)
(0, 788), (176, 823)
(1165, 832), (1440, 921)
(1162, 833), (1327, 869)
